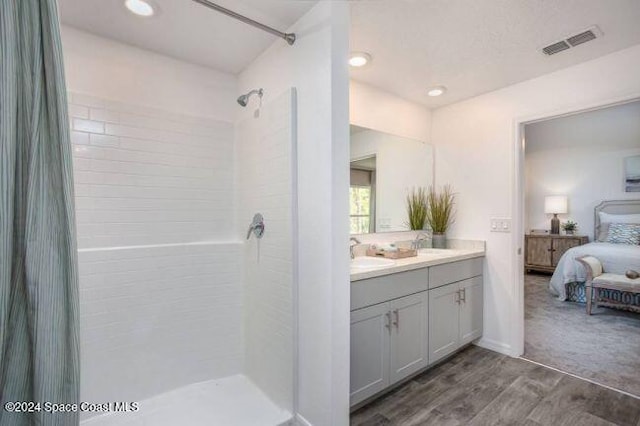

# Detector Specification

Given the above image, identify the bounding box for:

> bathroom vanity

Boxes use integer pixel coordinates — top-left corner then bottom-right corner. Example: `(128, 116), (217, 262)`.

(350, 247), (485, 407)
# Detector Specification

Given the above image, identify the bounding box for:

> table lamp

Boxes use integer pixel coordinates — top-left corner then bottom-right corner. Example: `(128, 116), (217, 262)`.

(544, 195), (567, 235)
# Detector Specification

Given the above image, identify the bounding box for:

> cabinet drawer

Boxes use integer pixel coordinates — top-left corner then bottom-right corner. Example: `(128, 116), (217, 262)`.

(351, 268), (429, 311)
(428, 258), (483, 289)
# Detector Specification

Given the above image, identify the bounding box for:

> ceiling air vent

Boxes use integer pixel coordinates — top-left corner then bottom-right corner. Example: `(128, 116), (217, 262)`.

(541, 25), (603, 56)
(542, 40), (570, 56)
(567, 29), (597, 47)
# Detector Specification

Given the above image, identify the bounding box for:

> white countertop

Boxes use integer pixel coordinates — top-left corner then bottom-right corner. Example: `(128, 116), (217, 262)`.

(350, 248), (485, 282)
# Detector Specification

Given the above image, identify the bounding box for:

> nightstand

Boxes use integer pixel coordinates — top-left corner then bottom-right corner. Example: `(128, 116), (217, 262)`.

(525, 234), (589, 274)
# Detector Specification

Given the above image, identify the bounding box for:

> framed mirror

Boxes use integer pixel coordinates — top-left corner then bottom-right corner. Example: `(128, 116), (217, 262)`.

(350, 125), (434, 234)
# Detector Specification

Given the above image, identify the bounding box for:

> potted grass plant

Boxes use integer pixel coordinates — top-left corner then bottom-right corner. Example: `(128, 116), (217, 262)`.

(425, 184), (455, 249)
(406, 187), (428, 230)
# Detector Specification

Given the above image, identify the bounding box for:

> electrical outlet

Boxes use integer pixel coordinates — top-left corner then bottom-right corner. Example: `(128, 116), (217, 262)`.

(490, 218), (511, 233)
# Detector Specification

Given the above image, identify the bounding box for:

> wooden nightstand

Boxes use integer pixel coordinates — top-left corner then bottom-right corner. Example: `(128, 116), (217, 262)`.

(525, 234), (589, 274)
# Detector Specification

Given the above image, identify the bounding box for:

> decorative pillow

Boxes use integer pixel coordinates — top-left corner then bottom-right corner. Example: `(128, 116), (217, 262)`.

(606, 223), (640, 245)
(597, 212), (640, 242)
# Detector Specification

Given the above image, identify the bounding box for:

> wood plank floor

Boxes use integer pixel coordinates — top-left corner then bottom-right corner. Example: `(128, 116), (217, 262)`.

(350, 346), (640, 426)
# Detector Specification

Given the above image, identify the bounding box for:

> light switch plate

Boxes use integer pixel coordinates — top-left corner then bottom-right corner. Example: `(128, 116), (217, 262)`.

(490, 218), (512, 233)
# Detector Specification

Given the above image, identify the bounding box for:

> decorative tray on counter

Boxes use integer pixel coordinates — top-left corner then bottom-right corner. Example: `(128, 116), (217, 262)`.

(366, 247), (417, 259)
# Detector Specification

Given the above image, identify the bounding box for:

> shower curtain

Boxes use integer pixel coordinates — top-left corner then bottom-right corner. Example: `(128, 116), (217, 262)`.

(0, 1), (80, 425)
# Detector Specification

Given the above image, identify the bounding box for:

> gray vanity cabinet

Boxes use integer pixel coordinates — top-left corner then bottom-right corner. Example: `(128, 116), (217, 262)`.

(459, 276), (483, 345)
(350, 256), (483, 407)
(350, 268), (430, 407)
(350, 292), (429, 406)
(427, 283), (460, 363)
(389, 292), (429, 384)
(350, 302), (391, 406)
(428, 259), (483, 364)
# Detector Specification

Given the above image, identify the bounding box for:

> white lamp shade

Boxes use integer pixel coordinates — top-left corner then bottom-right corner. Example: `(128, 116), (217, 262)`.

(544, 195), (568, 214)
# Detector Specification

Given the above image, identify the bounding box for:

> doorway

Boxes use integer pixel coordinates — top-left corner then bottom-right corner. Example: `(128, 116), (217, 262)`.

(514, 98), (640, 398)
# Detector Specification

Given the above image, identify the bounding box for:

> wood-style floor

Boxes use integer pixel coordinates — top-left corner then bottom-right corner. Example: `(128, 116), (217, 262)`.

(350, 345), (640, 426)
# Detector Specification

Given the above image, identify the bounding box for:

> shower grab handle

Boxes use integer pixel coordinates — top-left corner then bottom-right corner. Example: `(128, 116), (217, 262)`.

(246, 213), (265, 240)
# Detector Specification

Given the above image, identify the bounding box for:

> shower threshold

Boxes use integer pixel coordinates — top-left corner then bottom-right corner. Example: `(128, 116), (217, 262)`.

(81, 375), (292, 426)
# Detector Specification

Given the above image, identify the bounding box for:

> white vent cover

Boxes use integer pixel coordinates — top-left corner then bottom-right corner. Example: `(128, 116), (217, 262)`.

(542, 26), (603, 56)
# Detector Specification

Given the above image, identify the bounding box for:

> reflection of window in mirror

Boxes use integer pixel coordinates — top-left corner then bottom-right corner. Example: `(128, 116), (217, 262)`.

(350, 156), (376, 234)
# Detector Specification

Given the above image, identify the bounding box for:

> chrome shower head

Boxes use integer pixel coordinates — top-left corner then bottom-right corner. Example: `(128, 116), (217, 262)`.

(237, 88), (263, 107)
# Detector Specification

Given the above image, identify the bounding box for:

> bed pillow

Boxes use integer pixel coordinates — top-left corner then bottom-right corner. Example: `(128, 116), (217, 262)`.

(606, 223), (640, 245)
(597, 212), (640, 242)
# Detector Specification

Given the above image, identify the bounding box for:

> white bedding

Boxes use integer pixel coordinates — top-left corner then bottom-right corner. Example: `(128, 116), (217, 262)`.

(549, 242), (640, 300)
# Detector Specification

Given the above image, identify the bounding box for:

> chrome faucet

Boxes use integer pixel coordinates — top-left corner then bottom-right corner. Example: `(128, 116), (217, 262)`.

(350, 237), (361, 259)
(411, 232), (429, 250)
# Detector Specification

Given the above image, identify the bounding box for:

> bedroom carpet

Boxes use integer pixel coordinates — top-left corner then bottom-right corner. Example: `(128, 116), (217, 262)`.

(524, 273), (640, 397)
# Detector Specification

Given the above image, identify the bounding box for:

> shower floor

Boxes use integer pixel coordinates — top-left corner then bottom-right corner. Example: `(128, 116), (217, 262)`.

(81, 375), (292, 426)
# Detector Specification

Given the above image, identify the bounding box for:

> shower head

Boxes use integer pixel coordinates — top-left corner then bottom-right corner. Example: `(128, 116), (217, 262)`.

(237, 88), (264, 107)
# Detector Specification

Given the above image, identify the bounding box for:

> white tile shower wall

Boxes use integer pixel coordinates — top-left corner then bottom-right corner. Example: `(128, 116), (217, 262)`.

(69, 92), (235, 248)
(237, 90), (295, 412)
(78, 243), (242, 406)
(69, 93), (244, 417)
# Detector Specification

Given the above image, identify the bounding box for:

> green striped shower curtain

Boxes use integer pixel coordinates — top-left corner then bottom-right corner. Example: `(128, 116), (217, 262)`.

(1, 1), (80, 425)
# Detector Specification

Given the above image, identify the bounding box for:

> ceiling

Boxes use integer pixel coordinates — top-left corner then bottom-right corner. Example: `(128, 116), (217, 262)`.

(350, 0), (640, 108)
(58, 0), (317, 74)
(59, 1), (640, 108)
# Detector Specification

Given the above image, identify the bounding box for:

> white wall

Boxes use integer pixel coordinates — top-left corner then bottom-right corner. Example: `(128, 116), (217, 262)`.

(237, 89), (296, 413)
(350, 80), (431, 143)
(62, 26), (237, 122)
(350, 129), (434, 231)
(430, 43), (640, 356)
(525, 101), (640, 238)
(238, 3), (351, 425)
(62, 28), (244, 418)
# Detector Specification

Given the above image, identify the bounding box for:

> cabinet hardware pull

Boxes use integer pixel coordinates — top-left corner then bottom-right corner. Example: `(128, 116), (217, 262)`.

(455, 290), (460, 304)
(385, 311), (391, 332)
(393, 309), (399, 329)
(461, 288), (466, 303)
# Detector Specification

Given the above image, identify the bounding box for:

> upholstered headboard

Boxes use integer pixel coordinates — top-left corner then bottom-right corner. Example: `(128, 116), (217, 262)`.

(594, 199), (640, 240)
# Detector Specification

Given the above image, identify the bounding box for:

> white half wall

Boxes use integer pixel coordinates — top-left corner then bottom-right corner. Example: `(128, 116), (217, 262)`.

(430, 43), (640, 356)
(525, 100), (640, 238)
(350, 80), (432, 143)
(238, 3), (351, 425)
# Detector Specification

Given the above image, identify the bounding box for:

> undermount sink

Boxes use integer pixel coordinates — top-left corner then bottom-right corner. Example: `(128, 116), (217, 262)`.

(351, 256), (396, 269)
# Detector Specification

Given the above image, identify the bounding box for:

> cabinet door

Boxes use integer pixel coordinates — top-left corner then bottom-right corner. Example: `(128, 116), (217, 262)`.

(428, 282), (460, 364)
(552, 238), (580, 266)
(526, 237), (552, 266)
(389, 292), (428, 384)
(459, 276), (483, 345)
(350, 302), (390, 406)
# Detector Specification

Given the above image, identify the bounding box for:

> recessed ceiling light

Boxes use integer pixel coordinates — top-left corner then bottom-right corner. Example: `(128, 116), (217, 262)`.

(349, 52), (372, 68)
(427, 86), (447, 97)
(125, 0), (156, 17)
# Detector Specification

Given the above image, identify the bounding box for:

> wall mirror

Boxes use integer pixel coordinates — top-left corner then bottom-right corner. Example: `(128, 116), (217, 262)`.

(350, 125), (434, 234)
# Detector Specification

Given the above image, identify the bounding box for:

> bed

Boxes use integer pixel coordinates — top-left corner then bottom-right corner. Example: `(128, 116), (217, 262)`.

(549, 200), (640, 305)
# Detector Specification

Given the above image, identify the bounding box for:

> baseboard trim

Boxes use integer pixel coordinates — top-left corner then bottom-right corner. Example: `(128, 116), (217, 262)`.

(295, 413), (313, 426)
(474, 338), (512, 356)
